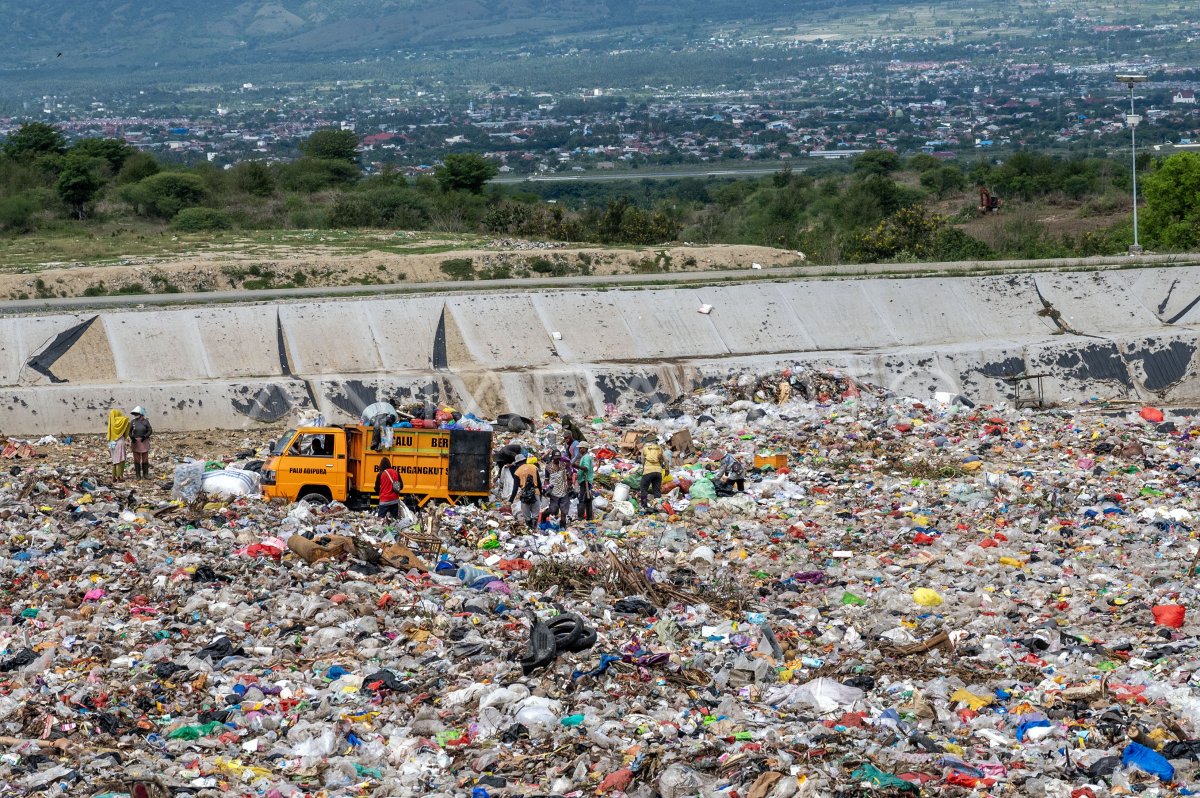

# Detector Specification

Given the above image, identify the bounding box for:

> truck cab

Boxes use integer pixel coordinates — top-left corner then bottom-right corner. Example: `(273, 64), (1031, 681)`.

(260, 427), (349, 504)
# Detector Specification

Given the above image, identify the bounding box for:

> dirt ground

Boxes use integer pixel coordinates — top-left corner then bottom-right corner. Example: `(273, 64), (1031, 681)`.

(955, 206), (1129, 246)
(924, 184), (1130, 248)
(0, 240), (803, 300)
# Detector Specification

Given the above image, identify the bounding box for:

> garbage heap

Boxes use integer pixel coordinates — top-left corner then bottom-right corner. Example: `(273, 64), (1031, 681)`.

(1, 367), (1199, 797)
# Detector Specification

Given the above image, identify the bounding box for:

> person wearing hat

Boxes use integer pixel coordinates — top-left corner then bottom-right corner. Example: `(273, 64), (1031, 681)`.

(129, 406), (153, 480)
(573, 443), (595, 522)
(560, 415), (586, 444)
(106, 408), (131, 482)
(716, 451), (746, 493)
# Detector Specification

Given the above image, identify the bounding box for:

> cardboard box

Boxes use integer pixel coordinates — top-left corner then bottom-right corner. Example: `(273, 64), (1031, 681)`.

(754, 453), (788, 470)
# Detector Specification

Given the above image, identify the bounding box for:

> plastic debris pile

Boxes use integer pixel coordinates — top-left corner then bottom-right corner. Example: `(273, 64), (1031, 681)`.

(0, 368), (1199, 797)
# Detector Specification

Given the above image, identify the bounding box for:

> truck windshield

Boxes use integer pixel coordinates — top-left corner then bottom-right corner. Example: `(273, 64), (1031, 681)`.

(272, 430), (296, 456)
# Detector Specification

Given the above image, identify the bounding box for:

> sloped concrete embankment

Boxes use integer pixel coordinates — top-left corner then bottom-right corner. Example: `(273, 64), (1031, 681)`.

(2, 267), (1199, 434)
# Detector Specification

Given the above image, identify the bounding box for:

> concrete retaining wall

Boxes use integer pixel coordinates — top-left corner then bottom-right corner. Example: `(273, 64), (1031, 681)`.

(3, 266), (1199, 434)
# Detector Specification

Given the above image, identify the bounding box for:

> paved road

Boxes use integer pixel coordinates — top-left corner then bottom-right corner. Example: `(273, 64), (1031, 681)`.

(491, 166), (794, 184)
(1, 253), (1194, 315)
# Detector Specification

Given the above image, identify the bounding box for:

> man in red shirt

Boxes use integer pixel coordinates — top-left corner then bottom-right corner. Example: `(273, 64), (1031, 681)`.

(376, 457), (404, 519)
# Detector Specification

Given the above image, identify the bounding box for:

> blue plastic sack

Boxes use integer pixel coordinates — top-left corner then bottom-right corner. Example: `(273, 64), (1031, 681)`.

(1122, 741), (1174, 782)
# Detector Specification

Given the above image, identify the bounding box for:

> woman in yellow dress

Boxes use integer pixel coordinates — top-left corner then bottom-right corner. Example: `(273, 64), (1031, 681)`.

(106, 409), (131, 482)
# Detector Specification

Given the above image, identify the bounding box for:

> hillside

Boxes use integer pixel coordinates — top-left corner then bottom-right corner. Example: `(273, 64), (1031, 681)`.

(0, 0), (851, 69)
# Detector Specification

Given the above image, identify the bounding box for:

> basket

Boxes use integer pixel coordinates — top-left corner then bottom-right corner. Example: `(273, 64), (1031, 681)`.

(395, 507), (446, 561)
(753, 453), (788, 470)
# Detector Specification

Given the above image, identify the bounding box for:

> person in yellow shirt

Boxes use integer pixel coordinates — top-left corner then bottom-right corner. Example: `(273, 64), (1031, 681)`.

(639, 436), (668, 508)
(510, 456), (543, 529)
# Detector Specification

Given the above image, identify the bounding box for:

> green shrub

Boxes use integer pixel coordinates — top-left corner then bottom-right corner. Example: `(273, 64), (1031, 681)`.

(171, 207), (233, 232)
(0, 195), (36, 233)
(149, 273), (182, 293)
(328, 195), (380, 227)
(119, 172), (206, 219)
(529, 256), (559, 274)
(289, 207), (329, 228)
(933, 227), (994, 261)
(232, 161), (275, 197)
(479, 265), (512, 280)
(440, 257), (475, 280)
(276, 158), (359, 193)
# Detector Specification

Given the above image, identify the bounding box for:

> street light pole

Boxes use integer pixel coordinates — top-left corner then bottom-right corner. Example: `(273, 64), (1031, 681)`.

(1116, 74), (1147, 254)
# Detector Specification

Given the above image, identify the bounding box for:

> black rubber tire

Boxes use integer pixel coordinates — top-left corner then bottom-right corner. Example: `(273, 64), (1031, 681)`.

(547, 613), (586, 652)
(299, 492), (329, 505)
(519, 618), (557, 675)
(567, 626), (597, 653)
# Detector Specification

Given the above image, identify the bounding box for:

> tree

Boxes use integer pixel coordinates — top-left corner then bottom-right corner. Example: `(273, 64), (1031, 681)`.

(56, 155), (104, 219)
(596, 197), (633, 243)
(299, 128), (360, 163)
(434, 153), (498, 194)
(853, 149), (901, 177)
(920, 166), (966, 198)
(118, 172), (206, 219)
(116, 152), (160, 184)
(70, 138), (135, 173)
(1141, 152), (1200, 250)
(849, 205), (946, 262)
(2, 123), (66, 160)
(277, 158), (359, 192)
(232, 161), (275, 197)
(907, 153), (941, 173)
(968, 159), (993, 187)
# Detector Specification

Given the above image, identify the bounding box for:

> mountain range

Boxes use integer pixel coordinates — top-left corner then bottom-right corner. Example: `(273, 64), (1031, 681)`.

(0, 0), (831, 69)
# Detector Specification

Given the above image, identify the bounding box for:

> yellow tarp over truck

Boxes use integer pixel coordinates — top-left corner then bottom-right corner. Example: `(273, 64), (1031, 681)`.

(260, 425), (492, 508)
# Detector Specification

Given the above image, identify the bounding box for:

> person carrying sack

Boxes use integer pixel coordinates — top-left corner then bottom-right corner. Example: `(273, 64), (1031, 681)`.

(375, 457), (404, 519)
(511, 455), (542, 529)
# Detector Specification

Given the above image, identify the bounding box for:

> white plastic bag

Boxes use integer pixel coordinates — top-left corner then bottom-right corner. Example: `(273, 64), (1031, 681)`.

(394, 501), (418, 529)
(792, 677), (864, 714)
(171, 461), (205, 502)
(202, 468), (261, 498)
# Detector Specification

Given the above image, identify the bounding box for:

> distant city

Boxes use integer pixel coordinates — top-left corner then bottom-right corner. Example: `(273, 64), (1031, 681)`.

(3, 15), (1198, 174)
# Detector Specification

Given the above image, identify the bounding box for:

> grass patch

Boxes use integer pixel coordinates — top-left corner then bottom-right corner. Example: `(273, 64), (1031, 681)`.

(479, 265), (512, 280)
(528, 255), (571, 276)
(629, 250), (674, 274)
(440, 257), (475, 281)
(149, 273), (181, 293)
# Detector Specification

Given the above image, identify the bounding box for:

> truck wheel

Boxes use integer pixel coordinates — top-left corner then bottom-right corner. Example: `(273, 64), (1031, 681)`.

(299, 492), (329, 506)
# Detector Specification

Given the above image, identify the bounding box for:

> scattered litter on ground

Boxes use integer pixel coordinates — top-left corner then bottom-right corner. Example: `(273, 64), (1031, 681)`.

(1, 369), (1199, 795)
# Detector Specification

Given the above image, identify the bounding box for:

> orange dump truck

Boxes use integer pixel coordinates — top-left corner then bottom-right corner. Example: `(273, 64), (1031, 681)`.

(260, 424), (492, 508)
